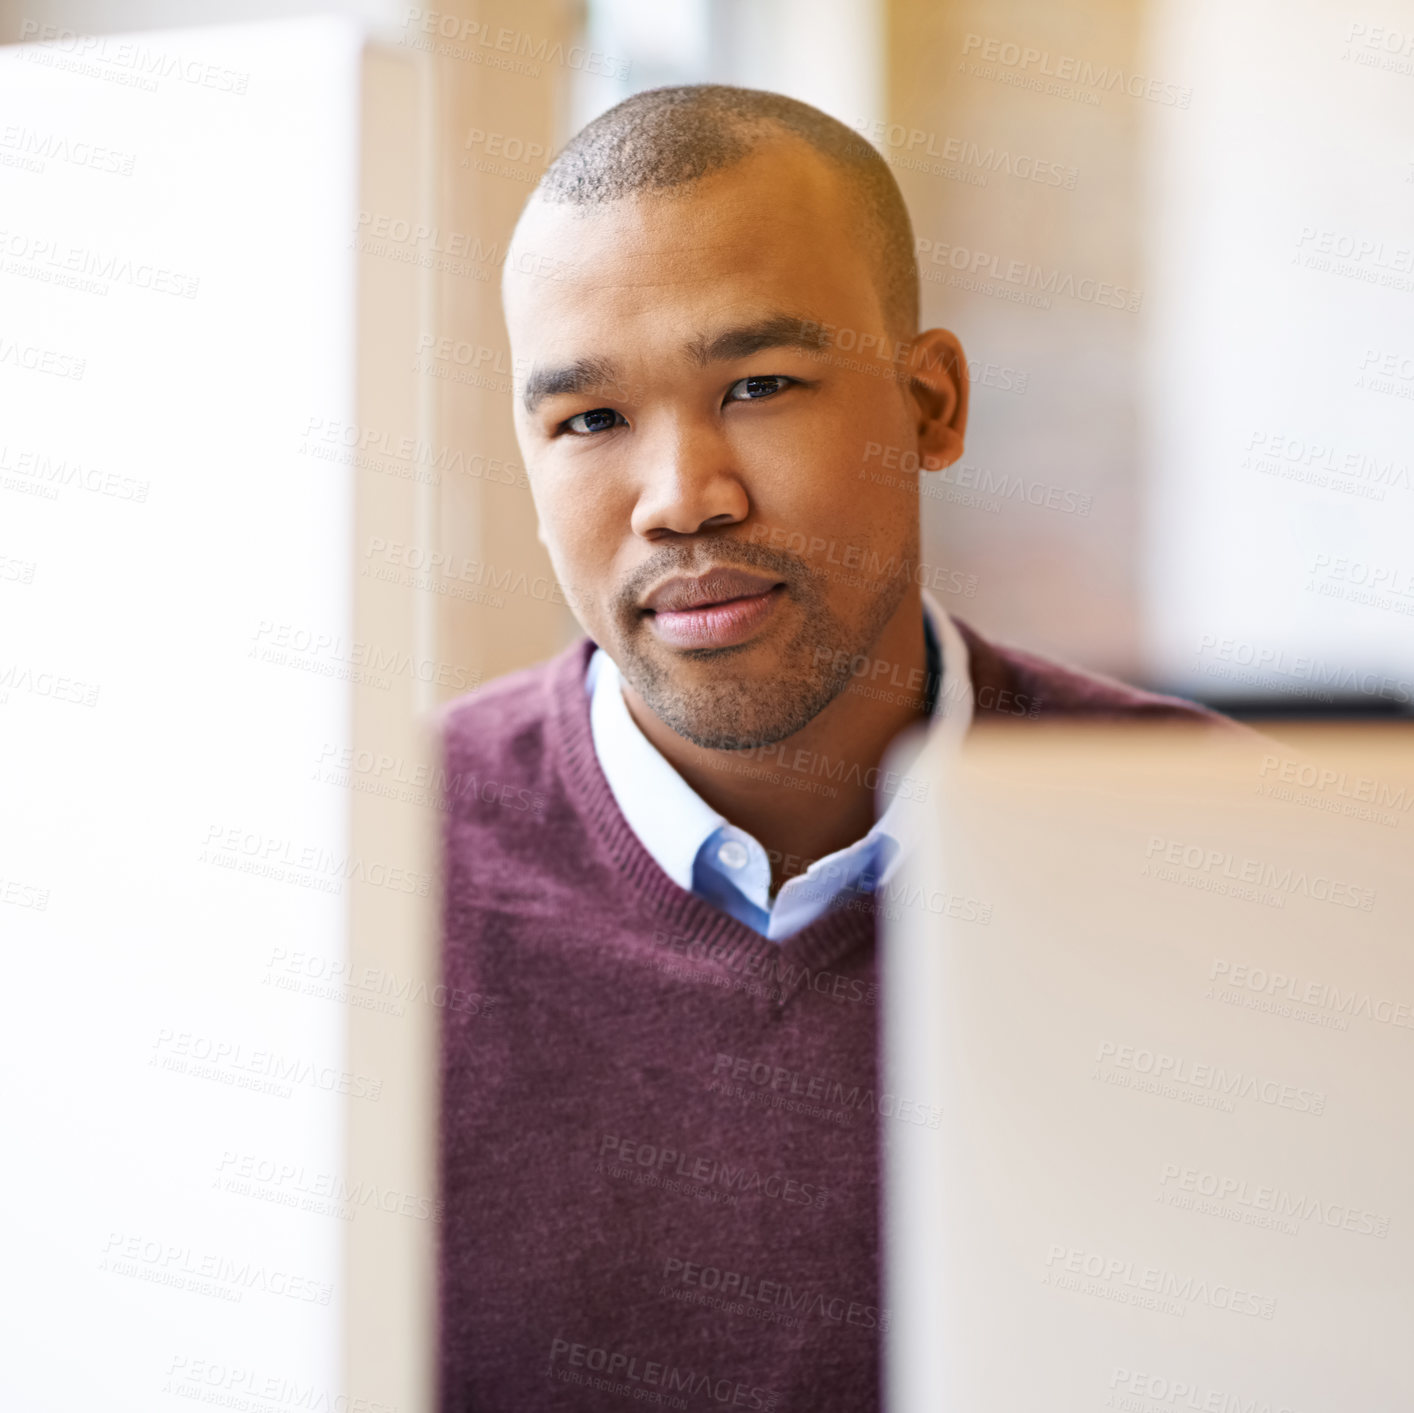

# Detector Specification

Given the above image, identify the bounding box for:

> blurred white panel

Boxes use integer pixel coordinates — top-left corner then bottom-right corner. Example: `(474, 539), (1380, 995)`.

(0, 17), (419, 1412)
(0, 0), (403, 44)
(886, 725), (1414, 1409)
(1140, 0), (1414, 705)
(570, 0), (882, 146)
(709, 0), (884, 132)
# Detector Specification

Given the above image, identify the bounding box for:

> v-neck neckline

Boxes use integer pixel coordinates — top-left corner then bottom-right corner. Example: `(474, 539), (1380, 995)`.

(549, 639), (880, 1009)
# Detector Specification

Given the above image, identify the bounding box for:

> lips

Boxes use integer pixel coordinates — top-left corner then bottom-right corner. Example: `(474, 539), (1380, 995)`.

(640, 568), (786, 650)
(640, 568), (784, 614)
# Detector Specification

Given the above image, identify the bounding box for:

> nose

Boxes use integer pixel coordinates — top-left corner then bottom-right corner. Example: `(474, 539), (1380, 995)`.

(629, 419), (750, 539)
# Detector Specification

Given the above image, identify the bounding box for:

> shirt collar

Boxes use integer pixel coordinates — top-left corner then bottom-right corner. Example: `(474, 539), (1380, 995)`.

(587, 644), (728, 893)
(586, 590), (972, 901)
(871, 597), (971, 881)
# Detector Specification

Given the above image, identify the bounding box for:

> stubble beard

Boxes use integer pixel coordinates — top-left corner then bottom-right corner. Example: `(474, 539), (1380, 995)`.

(607, 543), (911, 752)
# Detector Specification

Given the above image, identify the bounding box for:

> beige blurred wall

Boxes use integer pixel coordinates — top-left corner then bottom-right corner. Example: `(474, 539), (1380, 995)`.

(884, 0), (1150, 678)
(418, 0), (583, 698)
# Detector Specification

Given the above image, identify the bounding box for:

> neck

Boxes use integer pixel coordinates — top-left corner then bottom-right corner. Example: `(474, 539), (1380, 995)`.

(621, 590), (931, 891)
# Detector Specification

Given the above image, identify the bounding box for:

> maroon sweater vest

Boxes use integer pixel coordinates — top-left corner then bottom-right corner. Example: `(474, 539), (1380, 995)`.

(437, 620), (1220, 1412)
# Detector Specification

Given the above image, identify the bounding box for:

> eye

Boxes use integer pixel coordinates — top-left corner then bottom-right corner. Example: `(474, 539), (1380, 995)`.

(725, 375), (794, 403)
(561, 407), (626, 436)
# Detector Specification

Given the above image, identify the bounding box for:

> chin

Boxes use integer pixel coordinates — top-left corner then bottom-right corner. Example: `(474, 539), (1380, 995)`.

(642, 670), (841, 753)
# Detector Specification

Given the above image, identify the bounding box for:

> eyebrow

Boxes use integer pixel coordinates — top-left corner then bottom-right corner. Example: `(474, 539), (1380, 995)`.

(520, 311), (833, 415)
(521, 355), (622, 417)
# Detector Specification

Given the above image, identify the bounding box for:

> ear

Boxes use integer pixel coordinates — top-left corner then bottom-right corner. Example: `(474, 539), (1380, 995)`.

(907, 329), (969, 471)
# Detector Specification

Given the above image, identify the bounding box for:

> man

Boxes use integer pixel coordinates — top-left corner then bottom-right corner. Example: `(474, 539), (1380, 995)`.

(438, 85), (1219, 1411)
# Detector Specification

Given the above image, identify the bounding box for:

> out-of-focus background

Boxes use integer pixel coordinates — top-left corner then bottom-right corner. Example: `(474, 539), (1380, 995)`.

(6, 0), (1409, 712)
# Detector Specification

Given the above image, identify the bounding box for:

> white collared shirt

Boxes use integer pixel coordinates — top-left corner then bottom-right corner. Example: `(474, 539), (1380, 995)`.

(585, 592), (973, 941)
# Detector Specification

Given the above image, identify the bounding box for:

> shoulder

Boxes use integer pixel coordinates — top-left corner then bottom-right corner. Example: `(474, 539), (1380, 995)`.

(438, 637), (595, 775)
(951, 615), (1229, 725)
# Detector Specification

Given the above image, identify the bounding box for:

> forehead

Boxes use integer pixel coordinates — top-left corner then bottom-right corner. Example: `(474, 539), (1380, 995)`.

(502, 145), (884, 353)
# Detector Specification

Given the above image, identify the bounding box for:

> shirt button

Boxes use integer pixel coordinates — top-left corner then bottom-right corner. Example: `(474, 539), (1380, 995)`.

(717, 839), (749, 870)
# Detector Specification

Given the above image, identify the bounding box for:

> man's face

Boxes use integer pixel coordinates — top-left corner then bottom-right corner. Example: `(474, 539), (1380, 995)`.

(504, 142), (930, 750)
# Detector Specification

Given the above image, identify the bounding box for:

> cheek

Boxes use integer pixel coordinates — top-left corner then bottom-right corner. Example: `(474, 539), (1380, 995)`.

(755, 410), (914, 541)
(816, 383), (913, 489)
(530, 475), (637, 632)
(534, 469), (622, 567)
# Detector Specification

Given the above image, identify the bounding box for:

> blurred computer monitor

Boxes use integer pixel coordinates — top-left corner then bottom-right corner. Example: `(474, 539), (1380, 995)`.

(882, 722), (1414, 1412)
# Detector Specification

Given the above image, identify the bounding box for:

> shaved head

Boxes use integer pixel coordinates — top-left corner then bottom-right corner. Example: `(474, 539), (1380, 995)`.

(523, 84), (919, 340)
(497, 81), (968, 767)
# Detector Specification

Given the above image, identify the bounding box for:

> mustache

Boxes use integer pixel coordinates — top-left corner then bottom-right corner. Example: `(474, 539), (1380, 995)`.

(613, 539), (815, 619)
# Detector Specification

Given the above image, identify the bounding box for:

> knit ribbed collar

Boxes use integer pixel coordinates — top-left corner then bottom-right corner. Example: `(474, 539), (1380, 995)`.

(546, 638), (880, 1008)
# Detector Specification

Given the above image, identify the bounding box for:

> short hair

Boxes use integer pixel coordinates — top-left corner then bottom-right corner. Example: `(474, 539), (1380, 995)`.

(532, 84), (920, 338)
